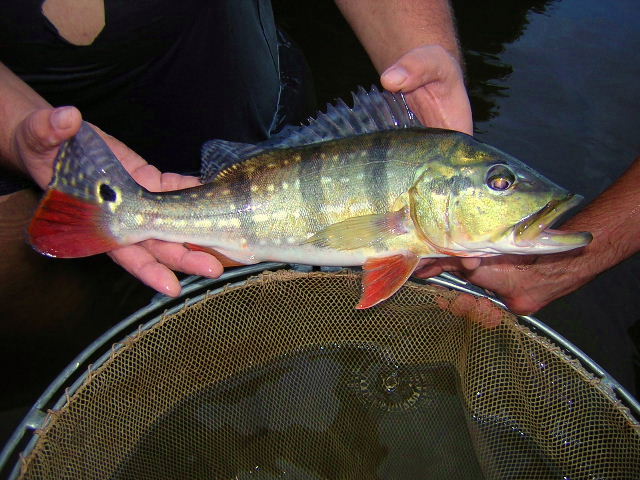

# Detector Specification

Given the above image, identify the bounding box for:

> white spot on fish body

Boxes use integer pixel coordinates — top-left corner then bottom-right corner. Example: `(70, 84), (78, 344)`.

(323, 205), (348, 215)
(134, 214), (144, 225)
(272, 210), (288, 220)
(282, 182), (289, 190)
(253, 213), (270, 223)
(321, 176), (333, 185)
(194, 219), (214, 228)
(251, 185), (259, 193)
(266, 184), (275, 193)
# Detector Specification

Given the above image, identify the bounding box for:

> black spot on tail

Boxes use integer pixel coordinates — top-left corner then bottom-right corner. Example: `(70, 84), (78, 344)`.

(99, 183), (117, 202)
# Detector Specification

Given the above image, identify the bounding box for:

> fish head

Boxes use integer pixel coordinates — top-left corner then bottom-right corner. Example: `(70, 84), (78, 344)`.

(409, 138), (592, 256)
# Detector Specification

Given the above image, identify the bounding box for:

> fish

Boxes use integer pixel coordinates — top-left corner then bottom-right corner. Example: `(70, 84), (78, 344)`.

(28, 87), (592, 309)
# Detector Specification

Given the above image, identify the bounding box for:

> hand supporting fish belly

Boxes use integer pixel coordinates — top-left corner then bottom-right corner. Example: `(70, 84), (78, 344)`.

(28, 87), (591, 309)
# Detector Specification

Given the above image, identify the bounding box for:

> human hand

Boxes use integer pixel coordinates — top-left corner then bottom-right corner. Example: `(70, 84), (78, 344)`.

(13, 106), (224, 296)
(381, 45), (473, 136)
(415, 248), (593, 317)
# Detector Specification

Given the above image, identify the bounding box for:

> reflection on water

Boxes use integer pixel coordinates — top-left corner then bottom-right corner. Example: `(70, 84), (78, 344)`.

(112, 345), (562, 479)
(453, 0), (557, 122)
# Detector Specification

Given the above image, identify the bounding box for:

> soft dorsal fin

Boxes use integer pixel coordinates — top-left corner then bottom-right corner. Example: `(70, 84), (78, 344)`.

(200, 85), (423, 182)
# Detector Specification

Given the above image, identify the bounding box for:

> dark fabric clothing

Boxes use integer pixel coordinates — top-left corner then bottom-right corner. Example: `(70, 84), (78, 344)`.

(0, 0), (314, 188)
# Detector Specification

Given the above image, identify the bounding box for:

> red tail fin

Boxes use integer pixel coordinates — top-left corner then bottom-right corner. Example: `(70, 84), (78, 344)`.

(28, 190), (121, 257)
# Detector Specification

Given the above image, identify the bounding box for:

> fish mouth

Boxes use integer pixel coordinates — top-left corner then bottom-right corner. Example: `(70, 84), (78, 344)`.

(514, 194), (592, 250)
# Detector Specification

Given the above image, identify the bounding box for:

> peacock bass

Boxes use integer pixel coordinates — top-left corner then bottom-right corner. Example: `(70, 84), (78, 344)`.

(28, 87), (592, 308)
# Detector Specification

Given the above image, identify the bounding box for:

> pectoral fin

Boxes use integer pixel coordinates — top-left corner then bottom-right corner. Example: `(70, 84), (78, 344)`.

(303, 209), (409, 250)
(357, 253), (420, 309)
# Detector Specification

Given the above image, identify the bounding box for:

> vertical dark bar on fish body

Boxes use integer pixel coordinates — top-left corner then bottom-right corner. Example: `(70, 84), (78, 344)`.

(230, 166), (259, 244)
(365, 132), (392, 214)
(298, 144), (328, 232)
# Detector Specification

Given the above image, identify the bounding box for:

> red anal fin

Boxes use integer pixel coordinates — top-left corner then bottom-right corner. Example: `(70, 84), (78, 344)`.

(183, 242), (247, 267)
(356, 253), (420, 309)
(434, 247), (477, 257)
(28, 190), (120, 258)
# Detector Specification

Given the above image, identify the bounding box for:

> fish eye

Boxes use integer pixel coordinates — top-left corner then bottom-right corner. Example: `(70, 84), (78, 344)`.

(486, 165), (516, 191)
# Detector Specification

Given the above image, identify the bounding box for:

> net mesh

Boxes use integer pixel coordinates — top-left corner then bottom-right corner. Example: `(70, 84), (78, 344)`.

(18, 269), (640, 479)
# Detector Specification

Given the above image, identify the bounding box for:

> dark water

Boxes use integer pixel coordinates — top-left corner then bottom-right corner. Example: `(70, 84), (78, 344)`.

(112, 346), (557, 479)
(2, 0), (640, 464)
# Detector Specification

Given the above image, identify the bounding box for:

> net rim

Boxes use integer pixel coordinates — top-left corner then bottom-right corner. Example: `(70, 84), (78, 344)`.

(2, 264), (639, 479)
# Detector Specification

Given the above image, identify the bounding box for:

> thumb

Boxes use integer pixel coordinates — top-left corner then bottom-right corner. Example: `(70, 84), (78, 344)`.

(381, 45), (461, 93)
(15, 106), (82, 188)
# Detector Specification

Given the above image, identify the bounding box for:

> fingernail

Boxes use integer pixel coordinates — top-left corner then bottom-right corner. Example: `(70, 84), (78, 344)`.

(51, 106), (74, 130)
(381, 66), (408, 86)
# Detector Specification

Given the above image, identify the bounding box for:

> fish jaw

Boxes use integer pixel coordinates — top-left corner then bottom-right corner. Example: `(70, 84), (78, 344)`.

(429, 193), (592, 257)
(511, 193), (592, 253)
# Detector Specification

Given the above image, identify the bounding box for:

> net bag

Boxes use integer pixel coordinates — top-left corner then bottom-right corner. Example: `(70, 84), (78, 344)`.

(9, 269), (640, 479)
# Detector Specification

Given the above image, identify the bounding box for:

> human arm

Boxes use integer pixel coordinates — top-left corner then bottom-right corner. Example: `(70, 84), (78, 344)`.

(335, 0), (473, 135)
(0, 62), (223, 296)
(417, 156), (640, 316)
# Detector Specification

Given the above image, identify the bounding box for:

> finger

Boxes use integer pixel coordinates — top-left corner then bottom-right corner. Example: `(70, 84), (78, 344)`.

(127, 163), (163, 191)
(381, 45), (461, 93)
(468, 297), (503, 329)
(108, 245), (183, 296)
(381, 45), (473, 135)
(460, 257), (482, 270)
(16, 107), (82, 187)
(160, 172), (202, 190)
(447, 293), (476, 317)
(89, 123), (150, 176)
(89, 125), (202, 191)
(414, 264), (445, 279)
(21, 106), (82, 154)
(138, 240), (224, 278)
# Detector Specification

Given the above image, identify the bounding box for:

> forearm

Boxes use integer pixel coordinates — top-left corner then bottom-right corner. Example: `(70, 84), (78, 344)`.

(334, 0), (462, 72)
(0, 62), (51, 174)
(559, 156), (640, 280)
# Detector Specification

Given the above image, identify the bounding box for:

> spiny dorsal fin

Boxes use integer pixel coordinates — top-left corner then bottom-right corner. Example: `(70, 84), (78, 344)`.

(200, 86), (423, 182)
